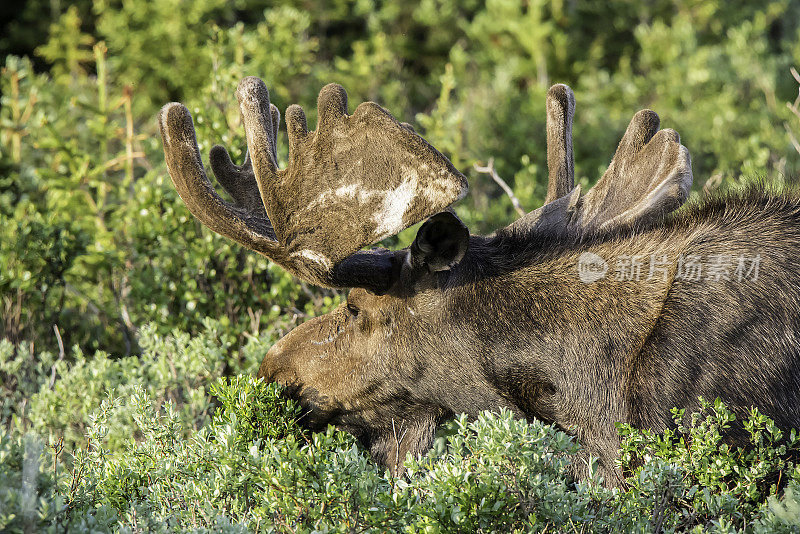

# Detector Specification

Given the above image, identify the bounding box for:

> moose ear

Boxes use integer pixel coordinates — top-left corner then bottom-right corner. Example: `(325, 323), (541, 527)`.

(410, 212), (469, 272)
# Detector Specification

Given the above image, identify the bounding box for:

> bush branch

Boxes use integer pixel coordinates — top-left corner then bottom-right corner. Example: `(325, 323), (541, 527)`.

(474, 158), (526, 217)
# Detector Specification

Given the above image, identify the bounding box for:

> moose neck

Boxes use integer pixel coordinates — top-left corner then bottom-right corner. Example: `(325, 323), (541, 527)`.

(444, 230), (682, 430)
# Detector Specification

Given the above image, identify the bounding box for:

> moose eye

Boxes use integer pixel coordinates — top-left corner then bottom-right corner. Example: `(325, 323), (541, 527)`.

(346, 302), (360, 317)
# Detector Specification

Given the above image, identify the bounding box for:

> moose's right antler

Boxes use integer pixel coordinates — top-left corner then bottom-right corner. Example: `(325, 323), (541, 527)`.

(159, 77), (467, 292)
(507, 84), (692, 237)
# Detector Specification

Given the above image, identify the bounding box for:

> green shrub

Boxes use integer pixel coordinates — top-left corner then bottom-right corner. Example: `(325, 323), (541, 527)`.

(2, 393), (799, 532)
(616, 399), (800, 532)
(1, 324), (799, 532)
(1, 321), (233, 452)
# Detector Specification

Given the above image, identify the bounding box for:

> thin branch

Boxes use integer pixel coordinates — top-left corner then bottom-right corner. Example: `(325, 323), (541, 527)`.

(791, 66), (800, 86)
(49, 325), (65, 390)
(474, 158), (526, 217)
(785, 123), (800, 157)
(786, 68), (800, 156)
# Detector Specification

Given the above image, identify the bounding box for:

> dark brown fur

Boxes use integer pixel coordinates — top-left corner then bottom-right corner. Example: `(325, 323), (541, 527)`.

(259, 187), (800, 484)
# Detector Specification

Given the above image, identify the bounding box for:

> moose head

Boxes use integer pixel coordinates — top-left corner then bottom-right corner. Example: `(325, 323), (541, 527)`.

(159, 77), (693, 479)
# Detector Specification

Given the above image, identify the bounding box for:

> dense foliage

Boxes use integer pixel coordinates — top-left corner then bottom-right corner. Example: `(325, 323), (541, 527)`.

(3, 0), (800, 531)
(0, 327), (799, 532)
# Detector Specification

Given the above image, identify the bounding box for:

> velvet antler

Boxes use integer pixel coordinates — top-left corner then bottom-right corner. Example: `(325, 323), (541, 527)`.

(507, 84), (692, 237)
(159, 77), (467, 292)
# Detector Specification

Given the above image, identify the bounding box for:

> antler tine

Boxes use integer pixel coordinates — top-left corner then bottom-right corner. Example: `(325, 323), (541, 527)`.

(502, 83), (580, 236)
(209, 146), (260, 214)
(285, 104), (308, 161)
(209, 85), (280, 219)
(158, 102), (280, 254)
(579, 110), (692, 232)
(544, 84), (576, 204)
(577, 109), (661, 230)
(235, 77), (287, 241)
(316, 83), (350, 133)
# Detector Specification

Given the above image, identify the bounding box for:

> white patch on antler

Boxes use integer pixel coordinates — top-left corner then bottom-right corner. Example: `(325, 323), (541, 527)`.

(413, 165), (463, 204)
(335, 184), (359, 197)
(374, 167), (418, 238)
(290, 249), (332, 269)
(184, 140), (198, 156)
(304, 158), (463, 244)
(310, 334), (337, 346)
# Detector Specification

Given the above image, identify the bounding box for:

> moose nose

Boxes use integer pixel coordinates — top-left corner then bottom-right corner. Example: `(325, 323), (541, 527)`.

(257, 335), (296, 384)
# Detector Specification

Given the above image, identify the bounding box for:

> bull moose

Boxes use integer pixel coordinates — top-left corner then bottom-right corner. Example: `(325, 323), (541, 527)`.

(158, 77), (800, 485)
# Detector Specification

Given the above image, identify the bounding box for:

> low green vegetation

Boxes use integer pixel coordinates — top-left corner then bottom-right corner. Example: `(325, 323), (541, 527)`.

(3, 0), (800, 531)
(0, 326), (799, 532)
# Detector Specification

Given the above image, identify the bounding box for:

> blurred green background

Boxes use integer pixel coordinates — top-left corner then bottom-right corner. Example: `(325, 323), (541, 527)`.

(2, 0), (800, 359)
(3, 3), (800, 530)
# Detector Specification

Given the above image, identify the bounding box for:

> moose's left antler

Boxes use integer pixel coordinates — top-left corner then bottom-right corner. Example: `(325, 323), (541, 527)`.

(507, 84), (692, 237)
(159, 77), (467, 292)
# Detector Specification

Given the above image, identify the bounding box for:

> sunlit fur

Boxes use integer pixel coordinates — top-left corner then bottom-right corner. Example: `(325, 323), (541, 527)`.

(260, 186), (800, 484)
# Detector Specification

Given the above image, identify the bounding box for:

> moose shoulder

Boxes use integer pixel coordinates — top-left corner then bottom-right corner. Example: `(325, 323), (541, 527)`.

(159, 78), (800, 486)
